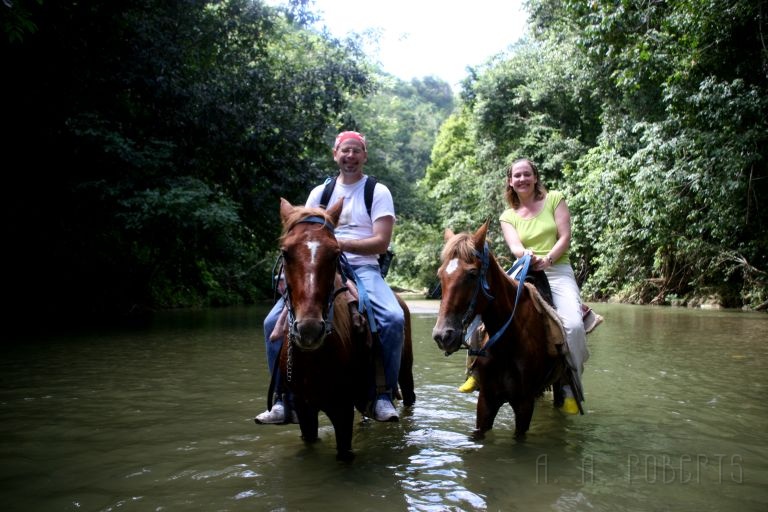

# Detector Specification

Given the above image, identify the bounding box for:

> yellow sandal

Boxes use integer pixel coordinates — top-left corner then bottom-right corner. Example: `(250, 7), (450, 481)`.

(458, 375), (479, 393)
(560, 397), (579, 415)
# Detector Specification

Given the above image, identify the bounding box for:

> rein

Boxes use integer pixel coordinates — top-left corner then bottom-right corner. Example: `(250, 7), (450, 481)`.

(338, 253), (378, 335)
(465, 250), (531, 356)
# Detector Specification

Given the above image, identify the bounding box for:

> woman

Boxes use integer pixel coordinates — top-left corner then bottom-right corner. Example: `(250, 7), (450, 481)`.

(498, 158), (589, 414)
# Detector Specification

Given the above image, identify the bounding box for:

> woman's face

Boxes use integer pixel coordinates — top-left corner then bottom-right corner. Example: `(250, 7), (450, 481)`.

(508, 162), (537, 196)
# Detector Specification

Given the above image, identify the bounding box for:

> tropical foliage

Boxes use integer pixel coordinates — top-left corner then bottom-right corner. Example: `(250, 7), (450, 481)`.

(4, 0), (370, 318)
(3, 0), (765, 325)
(418, 0), (767, 308)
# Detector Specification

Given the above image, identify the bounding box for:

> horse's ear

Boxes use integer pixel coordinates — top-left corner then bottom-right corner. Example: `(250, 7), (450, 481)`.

(443, 228), (455, 241)
(472, 219), (490, 249)
(280, 198), (295, 223)
(326, 197), (344, 225)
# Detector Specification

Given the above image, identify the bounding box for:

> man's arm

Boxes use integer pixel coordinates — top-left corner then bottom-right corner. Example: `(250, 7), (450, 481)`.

(338, 215), (393, 255)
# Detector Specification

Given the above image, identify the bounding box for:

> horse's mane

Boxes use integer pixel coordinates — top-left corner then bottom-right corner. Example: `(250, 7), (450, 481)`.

(441, 230), (514, 286)
(280, 205), (337, 242)
(441, 232), (480, 263)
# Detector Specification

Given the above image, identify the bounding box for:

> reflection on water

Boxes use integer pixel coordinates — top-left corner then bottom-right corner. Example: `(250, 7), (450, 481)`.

(1, 304), (767, 511)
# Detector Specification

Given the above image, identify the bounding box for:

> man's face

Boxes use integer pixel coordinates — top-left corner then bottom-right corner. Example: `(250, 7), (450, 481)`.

(333, 140), (367, 176)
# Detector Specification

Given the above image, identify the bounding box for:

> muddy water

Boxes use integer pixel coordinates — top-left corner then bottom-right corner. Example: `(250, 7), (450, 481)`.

(1, 303), (766, 511)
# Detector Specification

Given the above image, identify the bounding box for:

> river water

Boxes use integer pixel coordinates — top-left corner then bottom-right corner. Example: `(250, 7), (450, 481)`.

(1, 302), (766, 511)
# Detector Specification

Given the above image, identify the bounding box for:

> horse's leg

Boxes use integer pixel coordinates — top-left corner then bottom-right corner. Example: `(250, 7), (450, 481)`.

(295, 400), (319, 443)
(473, 390), (503, 439)
(511, 397), (535, 439)
(327, 403), (356, 462)
(397, 297), (416, 407)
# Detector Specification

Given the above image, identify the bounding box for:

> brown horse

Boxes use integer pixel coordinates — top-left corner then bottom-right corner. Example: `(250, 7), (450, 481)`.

(276, 197), (415, 461)
(431, 220), (574, 439)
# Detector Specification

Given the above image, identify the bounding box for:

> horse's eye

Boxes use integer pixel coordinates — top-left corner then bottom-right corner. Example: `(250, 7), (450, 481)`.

(465, 268), (479, 280)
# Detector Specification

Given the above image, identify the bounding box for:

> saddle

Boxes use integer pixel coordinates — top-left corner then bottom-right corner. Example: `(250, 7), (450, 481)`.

(523, 282), (604, 357)
(524, 282), (567, 357)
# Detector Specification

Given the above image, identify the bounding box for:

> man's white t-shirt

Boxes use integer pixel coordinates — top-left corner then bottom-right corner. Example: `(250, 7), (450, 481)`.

(305, 175), (396, 267)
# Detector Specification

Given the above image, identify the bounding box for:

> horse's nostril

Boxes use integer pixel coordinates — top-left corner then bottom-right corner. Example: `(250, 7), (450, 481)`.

(294, 318), (327, 347)
(432, 329), (454, 346)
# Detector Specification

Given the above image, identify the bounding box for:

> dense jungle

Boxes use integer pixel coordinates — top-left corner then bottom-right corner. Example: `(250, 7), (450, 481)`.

(2, 0), (766, 329)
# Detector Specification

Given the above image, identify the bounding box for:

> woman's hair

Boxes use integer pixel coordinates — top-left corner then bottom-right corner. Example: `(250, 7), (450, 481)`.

(504, 158), (547, 208)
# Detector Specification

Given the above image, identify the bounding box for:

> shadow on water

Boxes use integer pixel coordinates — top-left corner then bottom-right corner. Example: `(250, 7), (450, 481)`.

(1, 303), (766, 511)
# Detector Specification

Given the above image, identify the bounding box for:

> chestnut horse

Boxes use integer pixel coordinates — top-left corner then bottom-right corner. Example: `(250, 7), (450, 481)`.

(276, 198), (415, 461)
(431, 221), (576, 439)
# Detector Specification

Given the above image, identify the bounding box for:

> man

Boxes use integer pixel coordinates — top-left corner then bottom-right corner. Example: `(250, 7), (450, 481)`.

(255, 131), (404, 423)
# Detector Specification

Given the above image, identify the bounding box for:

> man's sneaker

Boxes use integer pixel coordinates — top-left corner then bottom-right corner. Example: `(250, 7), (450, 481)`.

(254, 402), (286, 424)
(373, 396), (399, 422)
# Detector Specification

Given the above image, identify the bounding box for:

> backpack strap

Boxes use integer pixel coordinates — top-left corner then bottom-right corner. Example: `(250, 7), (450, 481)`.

(363, 176), (376, 217)
(319, 175), (377, 218)
(319, 176), (336, 210)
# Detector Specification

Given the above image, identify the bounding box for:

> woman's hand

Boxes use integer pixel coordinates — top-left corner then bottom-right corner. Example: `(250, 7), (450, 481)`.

(531, 254), (553, 271)
(522, 248), (547, 271)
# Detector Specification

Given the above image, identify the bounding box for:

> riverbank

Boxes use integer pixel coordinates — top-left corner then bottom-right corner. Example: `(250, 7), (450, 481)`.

(403, 298), (440, 314)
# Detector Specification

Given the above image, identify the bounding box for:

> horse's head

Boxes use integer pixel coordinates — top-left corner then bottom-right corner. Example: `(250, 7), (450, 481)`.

(279, 197), (344, 351)
(432, 220), (491, 355)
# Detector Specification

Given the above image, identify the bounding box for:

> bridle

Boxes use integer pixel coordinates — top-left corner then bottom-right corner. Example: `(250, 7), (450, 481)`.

(280, 215), (348, 346)
(455, 245), (531, 356)
(459, 242), (495, 330)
